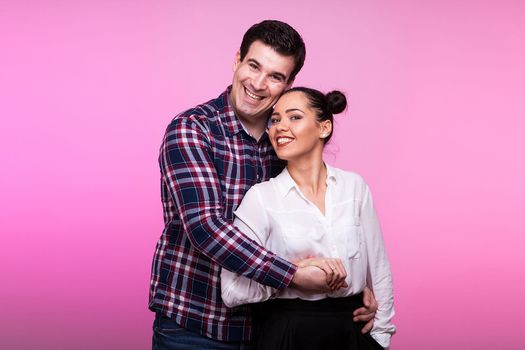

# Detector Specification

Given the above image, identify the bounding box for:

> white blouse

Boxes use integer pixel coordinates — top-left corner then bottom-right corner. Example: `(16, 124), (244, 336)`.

(221, 164), (395, 348)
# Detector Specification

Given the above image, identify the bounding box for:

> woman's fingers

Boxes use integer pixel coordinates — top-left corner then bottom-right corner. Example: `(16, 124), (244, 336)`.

(333, 259), (347, 289)
(309, 259), (337, 287)
(324, 258), (346, 290)
(324, 259), (337, 288)
(293, 257), (348, 291)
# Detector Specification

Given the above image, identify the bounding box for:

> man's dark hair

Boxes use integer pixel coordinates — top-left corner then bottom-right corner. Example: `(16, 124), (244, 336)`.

(239, 20), (306, 83)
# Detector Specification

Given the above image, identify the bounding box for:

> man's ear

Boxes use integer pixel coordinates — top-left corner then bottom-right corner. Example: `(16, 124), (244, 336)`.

(232, 51), (241, 72)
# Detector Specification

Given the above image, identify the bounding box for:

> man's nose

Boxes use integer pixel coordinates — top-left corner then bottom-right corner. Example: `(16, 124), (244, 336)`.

(251, 73), (266, 91)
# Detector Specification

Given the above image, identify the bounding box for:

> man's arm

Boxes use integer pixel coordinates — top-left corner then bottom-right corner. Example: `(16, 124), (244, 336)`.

(221, 186), (338, 306)
(161, 116), (327, 291)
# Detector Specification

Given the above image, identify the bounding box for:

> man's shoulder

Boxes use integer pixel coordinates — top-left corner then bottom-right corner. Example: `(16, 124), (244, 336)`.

(169, 90), (228, 128)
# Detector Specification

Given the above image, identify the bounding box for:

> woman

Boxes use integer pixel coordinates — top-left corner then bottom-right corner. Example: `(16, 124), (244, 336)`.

(221, 87), (395, 349)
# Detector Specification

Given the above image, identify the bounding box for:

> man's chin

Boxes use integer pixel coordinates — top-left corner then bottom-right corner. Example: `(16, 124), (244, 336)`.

(238, 107), (265, 120)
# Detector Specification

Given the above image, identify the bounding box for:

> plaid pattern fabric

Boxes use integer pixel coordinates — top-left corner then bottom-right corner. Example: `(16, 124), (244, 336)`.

(149, 87), (297, 341)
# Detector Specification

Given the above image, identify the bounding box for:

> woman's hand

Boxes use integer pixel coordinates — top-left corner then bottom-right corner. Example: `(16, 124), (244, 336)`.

(295, 257), (348, 291)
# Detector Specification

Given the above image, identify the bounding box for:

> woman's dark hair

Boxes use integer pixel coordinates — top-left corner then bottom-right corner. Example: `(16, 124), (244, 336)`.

(240, 20), (306, 83)
(282, 87), (347, 144)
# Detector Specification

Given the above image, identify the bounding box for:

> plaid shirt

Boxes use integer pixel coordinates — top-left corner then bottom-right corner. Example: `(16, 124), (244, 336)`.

(149, 87), (297, 341)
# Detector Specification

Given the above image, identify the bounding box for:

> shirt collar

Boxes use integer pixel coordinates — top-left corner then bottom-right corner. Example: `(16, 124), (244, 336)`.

(275, 163), (338, 198)
(220, 86), (271, 138)
(218, 86), (244, 137)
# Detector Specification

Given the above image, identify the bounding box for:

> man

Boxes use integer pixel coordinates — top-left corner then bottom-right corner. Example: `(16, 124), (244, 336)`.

(150, 20), (377, 349)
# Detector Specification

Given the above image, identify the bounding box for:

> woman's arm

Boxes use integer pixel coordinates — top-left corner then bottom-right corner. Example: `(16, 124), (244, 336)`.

(220, 187), (276, 307)
(361, 184), (396, 349)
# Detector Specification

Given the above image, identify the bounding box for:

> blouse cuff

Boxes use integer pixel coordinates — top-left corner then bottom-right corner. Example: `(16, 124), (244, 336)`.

(371, 331), (391, 349)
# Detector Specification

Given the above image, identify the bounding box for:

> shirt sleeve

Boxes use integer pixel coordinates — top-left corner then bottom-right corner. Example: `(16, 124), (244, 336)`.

(221, 187), (276, 307)
(160, 116), (296, 290)
(360, 183), (396, 348)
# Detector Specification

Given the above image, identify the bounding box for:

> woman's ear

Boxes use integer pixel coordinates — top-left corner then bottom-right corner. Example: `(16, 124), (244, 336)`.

(320, 120), (332, 139)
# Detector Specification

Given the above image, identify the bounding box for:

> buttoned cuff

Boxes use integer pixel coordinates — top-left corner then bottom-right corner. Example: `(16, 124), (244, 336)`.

(371, 331), (391, 349)
(262, 255), (297, 290)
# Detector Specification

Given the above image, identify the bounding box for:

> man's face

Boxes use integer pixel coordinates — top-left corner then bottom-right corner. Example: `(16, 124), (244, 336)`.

(230, 40), (295, 125)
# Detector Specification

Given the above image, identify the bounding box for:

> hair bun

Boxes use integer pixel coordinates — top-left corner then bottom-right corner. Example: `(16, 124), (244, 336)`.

(326, 90), (347, 115)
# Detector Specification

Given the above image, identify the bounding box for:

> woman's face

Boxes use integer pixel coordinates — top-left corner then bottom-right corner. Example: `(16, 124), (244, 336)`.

(268, 91), (331, 162)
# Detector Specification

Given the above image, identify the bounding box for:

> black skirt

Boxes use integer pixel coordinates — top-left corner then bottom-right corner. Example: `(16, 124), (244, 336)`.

(251, 293), (384, 350)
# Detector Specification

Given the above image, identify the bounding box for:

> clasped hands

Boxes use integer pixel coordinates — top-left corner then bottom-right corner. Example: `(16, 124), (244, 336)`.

(294, 257), (348, 291)
(290, 256), (378, 333)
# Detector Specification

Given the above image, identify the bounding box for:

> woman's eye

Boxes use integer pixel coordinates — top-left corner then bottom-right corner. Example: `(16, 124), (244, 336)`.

(270, 118), (280, 124)
(290, 115), (302, 120)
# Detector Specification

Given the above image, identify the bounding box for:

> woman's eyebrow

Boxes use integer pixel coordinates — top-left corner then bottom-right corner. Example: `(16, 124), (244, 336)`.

(272, 108), (304, 115)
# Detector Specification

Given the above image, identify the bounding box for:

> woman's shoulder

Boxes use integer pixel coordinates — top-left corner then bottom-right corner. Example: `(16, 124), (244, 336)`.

(329, 165), (367, 186)
(249, 178), (276, 192)
(242, 179), (279, 203)
(327, 165), (373, 202)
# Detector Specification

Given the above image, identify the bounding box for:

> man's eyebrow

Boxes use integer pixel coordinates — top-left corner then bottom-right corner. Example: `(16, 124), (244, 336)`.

(247, 58), (260, 66)
(247, 58), (288, 81)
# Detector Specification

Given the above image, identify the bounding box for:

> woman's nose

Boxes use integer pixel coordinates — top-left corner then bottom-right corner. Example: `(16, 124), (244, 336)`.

(276, 119), (289, 131)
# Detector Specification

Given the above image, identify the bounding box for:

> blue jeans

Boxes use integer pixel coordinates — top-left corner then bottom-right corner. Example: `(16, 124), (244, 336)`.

(152, 313), (253, 350)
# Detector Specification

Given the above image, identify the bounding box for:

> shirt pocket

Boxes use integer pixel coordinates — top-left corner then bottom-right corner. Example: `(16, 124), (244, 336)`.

(338, 216), (362, 259)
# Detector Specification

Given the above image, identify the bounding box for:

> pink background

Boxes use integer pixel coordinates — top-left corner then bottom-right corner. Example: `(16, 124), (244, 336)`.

(1, 1), (524, 349)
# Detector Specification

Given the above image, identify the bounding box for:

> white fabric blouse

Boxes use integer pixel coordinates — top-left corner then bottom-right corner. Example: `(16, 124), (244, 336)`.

(221, 164), (396, 348)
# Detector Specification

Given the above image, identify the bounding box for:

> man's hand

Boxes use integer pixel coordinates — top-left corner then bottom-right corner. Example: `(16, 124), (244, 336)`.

(353, 286), (378, 333)
(290, 265), (330, 293)
(291, 257), (348, 292)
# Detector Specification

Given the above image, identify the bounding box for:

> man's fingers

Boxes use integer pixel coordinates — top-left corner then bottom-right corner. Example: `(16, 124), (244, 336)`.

(353, 306), (375, 321)
(363, 286), (372, 307)
(361, 319), (374, 334)
(362, 287), (378, 311)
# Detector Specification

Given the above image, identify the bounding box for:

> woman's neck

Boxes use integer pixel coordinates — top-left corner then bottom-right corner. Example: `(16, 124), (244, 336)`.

(287, 156), (327, 197)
